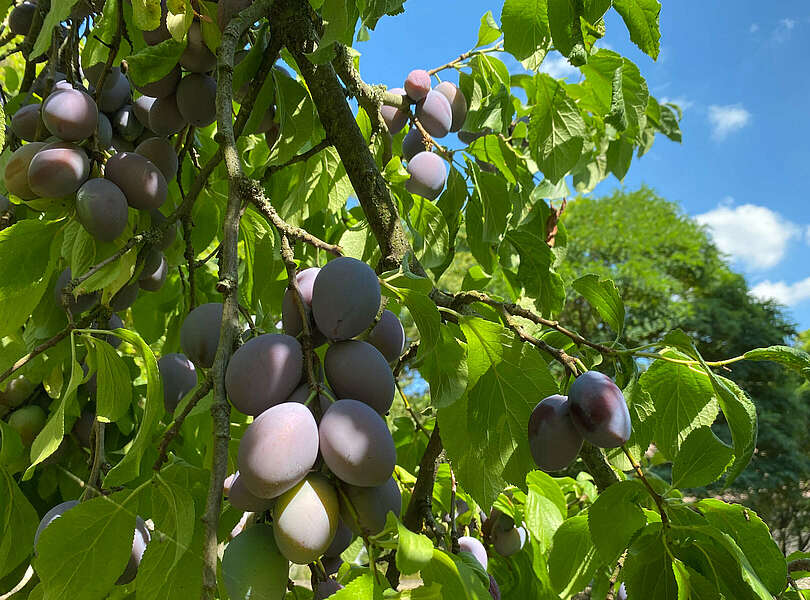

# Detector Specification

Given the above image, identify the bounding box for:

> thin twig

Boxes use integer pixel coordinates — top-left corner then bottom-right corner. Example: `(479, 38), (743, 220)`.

(153, 378), (214, 471)
(264, 137), (332, 179)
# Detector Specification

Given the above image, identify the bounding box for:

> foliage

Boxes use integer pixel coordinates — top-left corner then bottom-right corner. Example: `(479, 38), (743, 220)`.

(0, 0), (807, 599)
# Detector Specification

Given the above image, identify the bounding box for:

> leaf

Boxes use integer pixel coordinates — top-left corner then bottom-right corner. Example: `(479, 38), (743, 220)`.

(547, 514), (599, 596)
(469, 135), (520, 185)
(136, 526), (204, 599)
(86, 337), (132, 423)
(103, 328), (164, 487)
(524, 470), (566, 553)
(271, 70), (318, 165)
(547, 0), (578, 57)
(639, 353), (719, 460)
(130, 0), (163, 31)
(31, 0), (82, 58)
(33, 490), (138, 599)
(606, 135), (634, 180)
(671, 426), (733, 489)
(381, 261), (441, 355)
(157, 475), (196, 568)
(419, 325), (468, 409)
(505, 228), (566, 317)
(421, 549), (490, 600)
(408, 197), (449, 270)
(744, 345), (810, 379)
(0, 465), (38, 578)
(476, 10), (501, 48)
(623, 524), (678, 599)
(704, 373), (756, 486)
(0, 420), (24, 468)
(612, 0), (661, 59)
(81, 0), (121, 71)
(580, 49), (649, 136)
(528, 74), (586, 182)
(125, 38), (187, 87)
(588, 479), (647, 562)
(396, 520), (433, 575)
(0, 219), (61, 338)
(500, 0), (551, 61)
(438, 317), (559, 509)
(696, 499), (787, 596)
(572, 273), (624, 337)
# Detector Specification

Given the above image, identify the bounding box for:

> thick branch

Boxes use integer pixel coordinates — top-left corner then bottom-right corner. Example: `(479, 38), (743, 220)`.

(579, 443), (619, 492)
(403, 424), (443, 532)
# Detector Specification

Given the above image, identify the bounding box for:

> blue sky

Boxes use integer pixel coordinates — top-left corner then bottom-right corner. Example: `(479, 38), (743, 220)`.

(356, 2), (810, 333)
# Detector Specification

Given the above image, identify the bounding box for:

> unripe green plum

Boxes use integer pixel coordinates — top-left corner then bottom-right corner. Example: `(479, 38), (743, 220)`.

(105, 151), (168, 210)
(222, 524), (289, 600)
(34, 500), (79, 548)
(12, 103), (46, 141)
(136, 137), (178, 182)
(339, 477), (401, 537)
(180, 22), (216, 73)
(28, 142), (90, 198)
(237, 402), (319, 499)
(568, 371), (631, 448)
(75, 178), (129, 242)
(225, 334), (303, 416)
(366, 310), (405, 363)
(458, 536), (487, 570)
(180, 302), (223, 368)
(324, 341), (394, 414)
(311, 257), (381, 341)
(176, 73), (216, 127)
(228, 473), (275, 513)
(319, 399), (396, 487)
(528, 394), (583, 471)
(273, 474), (339, 564)
(0, 375), (35, 408)
(8, 405), (47, 446)
(41, 88), (99, 141)
(4, 142), (46, 199)
(157, 352), (197, 414)
(116, 516), (150, 585)
(133, 63), (180, 99)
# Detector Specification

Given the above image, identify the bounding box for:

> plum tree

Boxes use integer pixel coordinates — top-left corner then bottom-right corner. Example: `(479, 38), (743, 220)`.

(12, 103), (46, 141)
(323, 519), (353, 557)
(0, 375), (35, 408)
(180, 302), (223, 368)
(132, 64), (180, 98)
(226, 334), (303, 416)
(41, 88), (98, 141)
(222, 524), (289, 600)
(112, 105), (144, 142)
(415, 90), (452, 138)
(176, 73), (217, 127)
(406, 151), (446, 200)
(227, 473), (276, 513)
(180, 22), (216, 73)
(381, 87), (409, 134)
(324, 341), (395, 414)
(9, 1), (37, 35)
(135, 137), (178, 182)
(237, 402), (319, 498)
(367, 309), (406, 363)
(319, 398), (396, 487)
(75, 178), (129, 242)
(402, 127), (425, 162)
(105, 151), (168, 210)
(139, 251), (168, 291)
(568, 371), (632, 448)
(339, 477), (401, 536)
(434, 81), (467, 132)
(528, 394), (584, 471)
(34, 500), (79, 548)
(8, 405), (47, 446)
(53, 268), (100, 313)
(4, 141), (46, 199)
(311, 256), (380, 340)
(116, 516), (150, 585)
(458, 536), (487, 570)
(27, 142), (90, 198)
(148, 93), (187, 136)
(273, 474), (339, 564)
(404, 69), (431, 102)
(157, 352), (197, 413)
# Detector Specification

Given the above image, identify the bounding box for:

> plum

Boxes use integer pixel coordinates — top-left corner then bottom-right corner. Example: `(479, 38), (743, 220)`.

(528, 394), (584, 471)
(568, 371), (632, 448)
(75, 178), (129, 242)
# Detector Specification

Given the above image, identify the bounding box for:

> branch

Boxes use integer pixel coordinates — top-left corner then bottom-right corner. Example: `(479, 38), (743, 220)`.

(403, 423), (443, 532)
(426, 42), (503, 76)
(578, 442), (619, 492)
(153, 377), (214, 471)
(90, 0), (124, 99)
(263, 137), (332, 179)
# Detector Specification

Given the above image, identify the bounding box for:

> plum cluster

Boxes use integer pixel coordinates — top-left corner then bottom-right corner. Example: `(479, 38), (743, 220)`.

(383, 69), (468, 200)
(528, 371), (632, 472)
(169, 257), (406, 596)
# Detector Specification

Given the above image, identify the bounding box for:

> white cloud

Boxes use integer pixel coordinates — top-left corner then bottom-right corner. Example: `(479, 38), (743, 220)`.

(707, 104), (751, 140)
(539, 53), (578, 80)
(749, 23), (760, 33)
(695, 202), (804, 270)
(780, 18), (797, 30)
(773, 18), (797, 42)
(660, 96), (695, 112)
(751, 278), (810, 306)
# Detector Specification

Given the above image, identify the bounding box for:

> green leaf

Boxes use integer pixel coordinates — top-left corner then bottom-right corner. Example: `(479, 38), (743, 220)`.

(525, 470), (566, 552)
(0, 219), (61, 338)
(671, 426), (733, 489)
(356, 0), (405, 31)
(500, 0), (551, 61)
(0, 420), (24, 468)
(136, 525), (204, 599)
(34, 490), (138, 599)
(572, 273), (624, 337)
(696, 499), (787, 596)
(580, 49), (649, 136)
(31, 0), (82, 58)
(381, 262), (441, 355)
(623, 524), (678, 599)
(469, 135), (520, 185)
(396, 520), (433, 575)
(421, 549), (490, 600)
(612, 0), (661, 59)
(547, 0), (578, 57)
(505, 228), (566, 317)
(86, 336), (132, 423)
(438, 317), (559, 509)
(639, 353), (719, 460)
(744, 345), (810, 379)
(0, 465), (38, 578)
(419, 325), (468, 409)
(125, 38), (187, 87)
(528, 74), (586, 182)
(704, 373), (756, 486)
(103, 328), (164, 487)
(81, 0), (121, 69)
(156, 475), (196, 568)
(271, 70), (318, 165)
(547, 514), (599, 596)
(606, 135), (634, 180)
(476, 10), (501, 48)
(588, 479), (647, 562)
(130, 0), (162, 31)
(408, 197), (449, 270)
